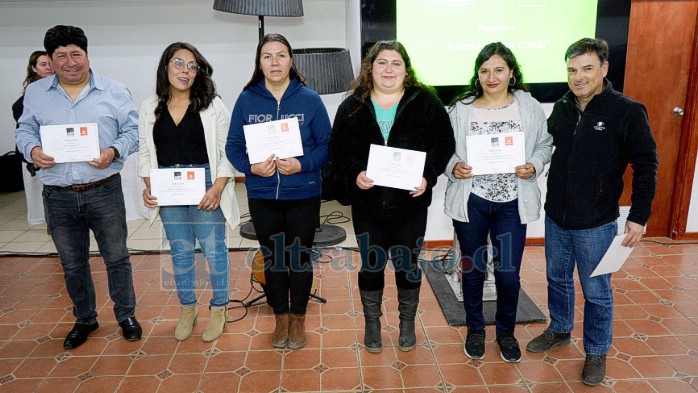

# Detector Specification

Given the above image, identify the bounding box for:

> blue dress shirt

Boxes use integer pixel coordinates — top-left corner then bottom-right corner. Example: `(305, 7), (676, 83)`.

(16, 70), (139, 187)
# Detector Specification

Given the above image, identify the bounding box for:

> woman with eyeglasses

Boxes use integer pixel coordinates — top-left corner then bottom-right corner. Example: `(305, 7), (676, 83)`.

(226, 33), (331, 349)
(138, 42), (239, 342)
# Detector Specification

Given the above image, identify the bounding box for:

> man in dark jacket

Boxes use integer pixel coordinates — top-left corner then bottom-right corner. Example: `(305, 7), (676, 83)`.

(526, 38), (658, 386)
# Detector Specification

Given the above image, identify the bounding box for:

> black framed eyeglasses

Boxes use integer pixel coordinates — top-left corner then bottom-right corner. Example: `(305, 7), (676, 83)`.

(170, 57), (199, 72)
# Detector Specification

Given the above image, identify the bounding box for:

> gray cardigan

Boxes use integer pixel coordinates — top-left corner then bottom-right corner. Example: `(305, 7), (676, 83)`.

(444, 90), (553, 224)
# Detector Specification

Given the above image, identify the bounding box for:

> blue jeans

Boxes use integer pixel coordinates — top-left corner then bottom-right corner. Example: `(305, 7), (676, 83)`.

(43, 174), (136, 324)
(453, 194), (526, 334)
(159, 165), (230, 307)
(545, 215), (616, 355)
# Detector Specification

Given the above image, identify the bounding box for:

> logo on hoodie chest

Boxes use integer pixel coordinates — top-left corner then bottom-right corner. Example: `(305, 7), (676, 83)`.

(593, 121), (605, 131)
(248, 113), (305, 124)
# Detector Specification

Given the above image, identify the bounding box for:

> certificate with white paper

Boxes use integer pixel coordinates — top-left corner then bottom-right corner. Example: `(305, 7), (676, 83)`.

(243, 117), (304, 164)
(39, 123), (100, 163)
(150, 168), (205, 206)
(466, 132), (525, 175)
(590, 235), (634, 277)
(366, 144), (426, 191)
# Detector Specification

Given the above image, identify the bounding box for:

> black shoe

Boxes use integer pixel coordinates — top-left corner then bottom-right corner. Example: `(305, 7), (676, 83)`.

(496, 333), (522, 363)
(525, 328), (571, 353)
(582, 354), (607, 386)
(63, 322), (99, 350)
(119, 317), (142, 341)
(463, 329), (486, 359)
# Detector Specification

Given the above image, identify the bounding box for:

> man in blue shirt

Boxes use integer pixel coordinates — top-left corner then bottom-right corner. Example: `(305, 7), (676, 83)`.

(16, 25), (141, 350)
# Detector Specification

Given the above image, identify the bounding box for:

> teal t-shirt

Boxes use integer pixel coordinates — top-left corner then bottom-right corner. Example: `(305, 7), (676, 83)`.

(371, 98), (398, 142)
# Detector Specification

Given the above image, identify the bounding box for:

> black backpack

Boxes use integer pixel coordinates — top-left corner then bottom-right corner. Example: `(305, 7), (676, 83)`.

(0, 151), (25, 192)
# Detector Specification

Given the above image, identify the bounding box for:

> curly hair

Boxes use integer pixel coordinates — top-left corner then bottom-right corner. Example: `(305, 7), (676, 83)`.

(44, 25), (87, 57)
(154, 42), (217, 120)
(347, 40), (427, 105)
(450, 42), (527, 106)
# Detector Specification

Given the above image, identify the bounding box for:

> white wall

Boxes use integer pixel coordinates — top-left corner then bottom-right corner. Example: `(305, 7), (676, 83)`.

(687, 159), (698, 232)
(0, 0), (347, 154)
(2, 0), (696, 238)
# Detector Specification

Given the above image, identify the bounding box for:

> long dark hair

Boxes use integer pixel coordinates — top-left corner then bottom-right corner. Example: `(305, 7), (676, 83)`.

(348, 40), (427, 105)
(450, 42), (527, 106)
(243, 33), (306, 91)
(23, 50), (49, 90)
(154, 42), (216, 119)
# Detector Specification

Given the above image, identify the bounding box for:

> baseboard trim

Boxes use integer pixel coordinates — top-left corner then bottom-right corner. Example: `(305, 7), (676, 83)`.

(526, 237), (545, 246)
(675, 232), (698, 241)
(422, 240), (453, 249)
(423, 237), (545, 249)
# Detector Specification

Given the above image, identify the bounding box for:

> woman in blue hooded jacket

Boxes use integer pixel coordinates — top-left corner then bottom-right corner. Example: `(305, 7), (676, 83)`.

(226, 33), (331, 350)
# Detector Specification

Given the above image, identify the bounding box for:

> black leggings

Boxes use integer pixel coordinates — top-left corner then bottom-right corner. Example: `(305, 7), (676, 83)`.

(352, 207), (427, 291)
(249, 197), (320, 314)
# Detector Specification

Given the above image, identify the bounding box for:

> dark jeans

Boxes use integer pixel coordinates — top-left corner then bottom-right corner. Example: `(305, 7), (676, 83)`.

(248, 196), (320, 315)
(43, 174), (136, 324)
(453, 194), (526, 335)
(352, 207), (427, 291)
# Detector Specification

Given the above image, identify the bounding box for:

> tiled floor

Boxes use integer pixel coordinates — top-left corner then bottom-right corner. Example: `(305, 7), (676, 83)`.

(0, 190), (697, 392)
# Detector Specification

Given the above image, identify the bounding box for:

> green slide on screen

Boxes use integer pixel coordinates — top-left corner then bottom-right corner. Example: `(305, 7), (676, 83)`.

(397, 0), (598, 85)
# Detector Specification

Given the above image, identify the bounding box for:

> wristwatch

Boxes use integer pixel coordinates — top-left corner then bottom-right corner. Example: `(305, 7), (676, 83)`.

(109, 146), (120, 162)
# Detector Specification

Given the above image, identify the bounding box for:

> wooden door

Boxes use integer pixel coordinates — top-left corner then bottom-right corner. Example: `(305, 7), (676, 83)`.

(621, 0), (698, 237)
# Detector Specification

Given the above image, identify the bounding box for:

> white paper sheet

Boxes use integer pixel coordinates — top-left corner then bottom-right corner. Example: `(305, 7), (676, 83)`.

(365, 144), (426, 191)
(466, 132), (525, 175)
(150, 168), (205, 206)
(243, 117), (304, 164)
(590, 234), (635, 277)
(39, 123), (100, 163)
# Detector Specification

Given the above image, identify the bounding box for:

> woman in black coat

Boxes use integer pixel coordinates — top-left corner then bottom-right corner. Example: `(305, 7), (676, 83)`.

(329, 41), (454, 354)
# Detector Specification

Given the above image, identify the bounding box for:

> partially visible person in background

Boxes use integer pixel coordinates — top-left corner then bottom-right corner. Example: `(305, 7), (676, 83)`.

(11, 51), (53, 228)
(13, 50), (53, 167)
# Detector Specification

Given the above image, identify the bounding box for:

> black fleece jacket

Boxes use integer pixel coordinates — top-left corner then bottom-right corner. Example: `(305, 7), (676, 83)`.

(329, 86), (455, 217)
(545, 80), (658, 230)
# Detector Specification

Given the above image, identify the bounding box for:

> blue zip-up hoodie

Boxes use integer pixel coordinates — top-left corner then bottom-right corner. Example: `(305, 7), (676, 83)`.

(226, 78), (331, 200)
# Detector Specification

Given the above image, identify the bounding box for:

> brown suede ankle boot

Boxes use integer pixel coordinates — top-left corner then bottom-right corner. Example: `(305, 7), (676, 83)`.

(288, 313), (307, 349)
(271, 312), (290, 348)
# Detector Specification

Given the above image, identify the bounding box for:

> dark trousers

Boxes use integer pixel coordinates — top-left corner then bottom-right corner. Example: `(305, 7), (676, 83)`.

(248, 196), (320, 315)
(453, 194), (526, 334)
(43, 174), (136, 324)
(352, 207), (427, 291)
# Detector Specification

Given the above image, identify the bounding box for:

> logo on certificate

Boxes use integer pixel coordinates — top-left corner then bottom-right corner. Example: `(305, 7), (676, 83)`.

(267, 124), (276, 134)
(80, 127), (88, 136)
(281, 122), (289, 132)
(187, 171), (195, 180)
(174, 171), (182, 180)
(490, 137), (500, 147)
(66, 127), (74, 137)
(505, 136), (513, 146)
(392, 151), (402, 161)
(406, 153), (416, 163)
